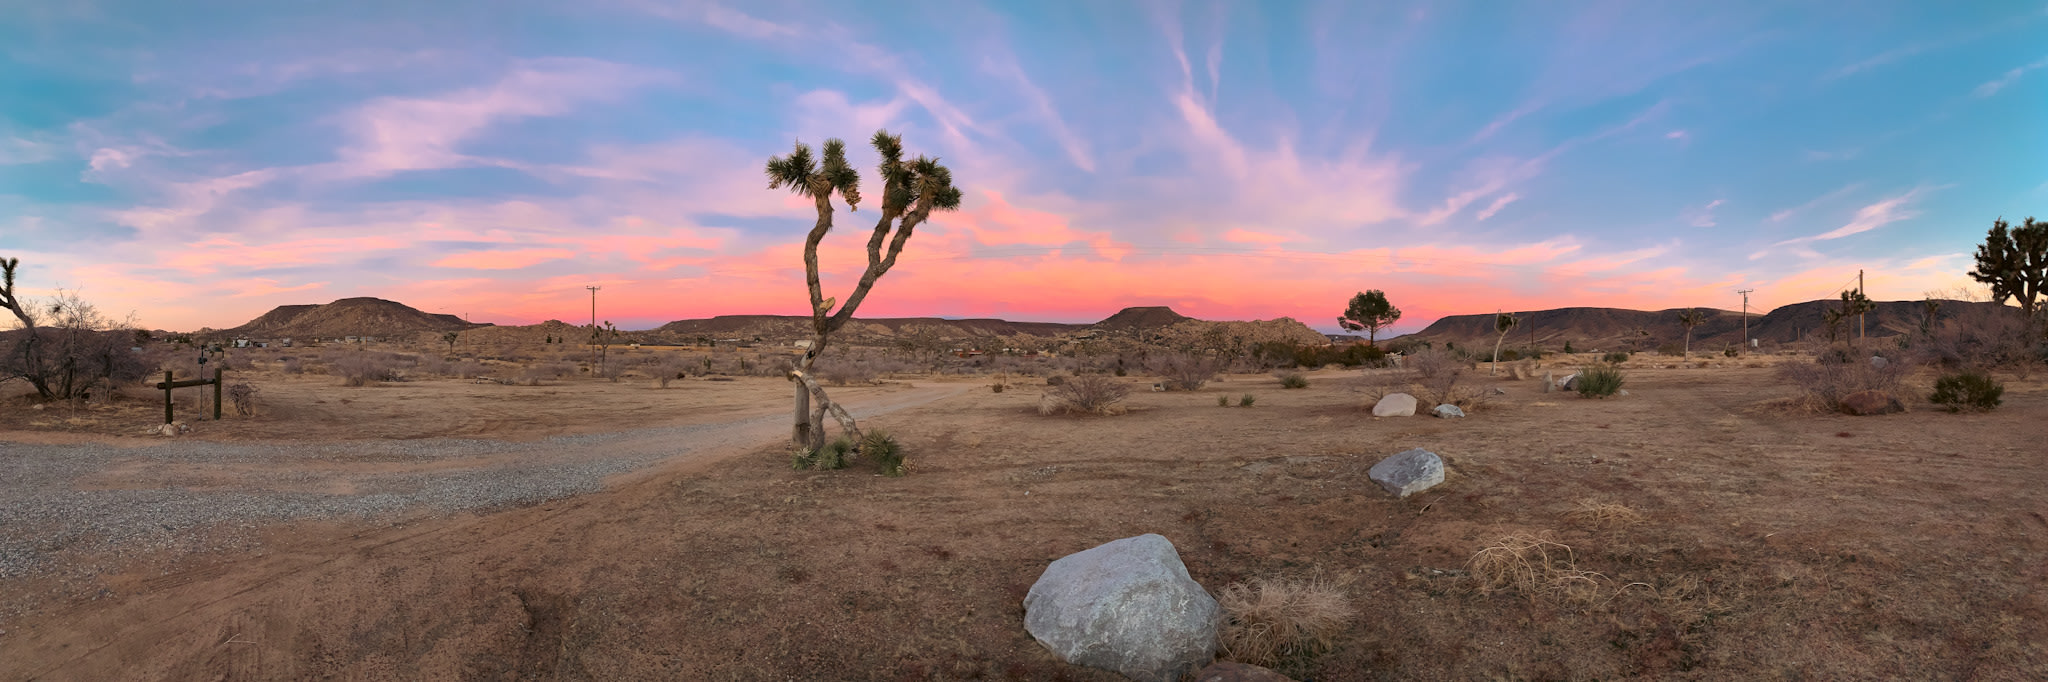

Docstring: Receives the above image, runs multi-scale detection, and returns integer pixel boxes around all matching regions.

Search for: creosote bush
[1601,351,1630,364]
[1239,393,1256,407]
[1776,346,1907,412]
[1575,364,1626,398]
[1277,372,1308,389]
[1929,370,2004,412]
[1216,576,1355,667]
[1217,394,1229,407]
[226,382,259,416]
[1039,374,1130,416]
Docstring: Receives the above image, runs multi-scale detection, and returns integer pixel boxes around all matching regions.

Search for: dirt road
[0,382,970,680]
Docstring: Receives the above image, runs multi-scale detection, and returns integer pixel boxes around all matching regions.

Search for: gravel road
[0,384,967,582]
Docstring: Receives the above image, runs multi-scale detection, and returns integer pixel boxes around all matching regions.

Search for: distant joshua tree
[1337,290,1402,346]
[1677,308,1704,359]
[766,130,960,455]
[1822,288,1874,344]
[1490,311,1519,376]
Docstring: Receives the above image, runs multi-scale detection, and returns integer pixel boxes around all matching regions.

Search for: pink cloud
[431,248,578,270]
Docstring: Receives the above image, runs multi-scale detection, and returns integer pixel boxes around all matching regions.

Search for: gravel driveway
[0,384,967,582]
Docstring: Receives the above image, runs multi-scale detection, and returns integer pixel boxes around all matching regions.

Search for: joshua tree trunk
[767,132,960,456]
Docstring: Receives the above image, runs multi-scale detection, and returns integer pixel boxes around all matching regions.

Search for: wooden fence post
[163,370,173,424]
[213,367,223,421]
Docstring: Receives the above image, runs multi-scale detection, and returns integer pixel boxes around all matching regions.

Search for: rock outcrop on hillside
[214,298,488,340]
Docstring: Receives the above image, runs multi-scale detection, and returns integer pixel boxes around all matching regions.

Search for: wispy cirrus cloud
[1760,189,1926,256]
[1974,55,2048,97]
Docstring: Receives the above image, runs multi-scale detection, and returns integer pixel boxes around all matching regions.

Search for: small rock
[1372,392,1417,417]
[1491,387,1507,395]
[1433,404,1465,418]
[1869,355,1889,370]
[1368,448,1445,498]
[1024,534,1220,682]
[1558,373,1580,391]
[1617,389,1630,397]
[1195,661,1294,681]
[1839,390,1904,416]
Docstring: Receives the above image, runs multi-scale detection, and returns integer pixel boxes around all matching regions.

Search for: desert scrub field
[3,362,2044,680]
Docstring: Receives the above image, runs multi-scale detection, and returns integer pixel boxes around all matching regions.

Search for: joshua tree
[1918,297,1943,342]
[442,330,460,352]
[1822,287,1874,344]
[1337,290,1402,345]
[1677,308,1704,359]
[767,130,960,455]
[1968,216,2047,316]
[1490,311,1519,376]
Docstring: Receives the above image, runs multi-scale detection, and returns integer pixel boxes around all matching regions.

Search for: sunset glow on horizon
[4,2,2042,334]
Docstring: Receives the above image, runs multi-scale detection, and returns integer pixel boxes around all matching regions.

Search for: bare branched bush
[1039,374,1130,416]
[1565,499,1644,530]
[1777,345,1909,412]
[227,382,259,416]
[327,351,406,387]
[0,286,152,400]
[1217,576,1355,667]
[816,355,879,386]
[517,361,576,386]
[281,357,304,375]
[1146,352,1224,391]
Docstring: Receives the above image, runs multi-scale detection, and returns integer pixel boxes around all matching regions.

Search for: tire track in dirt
[7,383,970,681]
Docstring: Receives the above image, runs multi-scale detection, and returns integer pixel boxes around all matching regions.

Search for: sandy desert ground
[1,356,2044,680]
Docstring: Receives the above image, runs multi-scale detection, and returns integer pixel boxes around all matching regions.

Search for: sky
[2,1,2044,335]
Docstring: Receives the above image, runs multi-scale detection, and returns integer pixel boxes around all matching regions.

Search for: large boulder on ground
[1368,448,1445,498]
[1839,390,1904,416]
[1024,534,1220,682]
[1372,392,1417,417]
[1194,661,1295,681]
[1433,404,1465,418]
[1558,373,1580,391]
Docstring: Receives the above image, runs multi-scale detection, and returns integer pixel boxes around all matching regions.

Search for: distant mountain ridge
[1397,299,2012,349]
[214,297,489,339]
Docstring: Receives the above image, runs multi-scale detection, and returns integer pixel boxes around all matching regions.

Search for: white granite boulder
[1372,392,1417,417]
[1024,534,1221,682]
[1433,404,1465,418]
[1368,448,1445,498]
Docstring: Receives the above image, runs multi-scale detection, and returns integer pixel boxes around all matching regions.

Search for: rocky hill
[1397,299,2014,350]
[214,298,489,340]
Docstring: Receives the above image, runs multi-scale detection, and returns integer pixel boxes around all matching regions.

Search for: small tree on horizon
[767,130,961,456]
[1677,308,1704,359]
[1822,287,1874,345]
[1490,311,1518,376]
[1968,216,2046,317]
[1337,290,1402,345]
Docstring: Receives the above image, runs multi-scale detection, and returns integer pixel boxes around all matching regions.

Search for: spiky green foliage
[1239,393,1256,407]
[863,429,906,477]
[1968,217,2047,315]
[1822,288,1876,342]
[1577,365,1626,398]
[1278,372,1309,389]
[1337,290,1402,345]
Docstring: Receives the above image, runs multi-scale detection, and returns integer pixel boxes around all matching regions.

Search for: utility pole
[1736,289,1753,353]
[1857,269,1865,341]
[586,286,601,328]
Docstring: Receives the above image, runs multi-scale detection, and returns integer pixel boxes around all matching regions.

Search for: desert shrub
[1407,348,1472,406]
[1276,372,1308,389]
[1467,534,1614,603]
[1498,348,1521,362]
[0,288,156,400]
[1217,394,1229,407]
[1776,349,1907,411]
[1216,577,1355,667]
[1239,393,1256,407]
[793,435,855,470]
[517,362,577,386]
[281,357,304,374]
[226,382,258,416]
[1723,346,1739,357]
[330,351,404,387]
[1251,341,1389,369]
[1929,370,2004,412]
[815,356,878,386]
[1575,364,1626,398]
[1601,351,1630,364]
[863,429,906,476]
[1044,373,1067,386]
[1040,374,1130,416]
[1147,352,1224,391]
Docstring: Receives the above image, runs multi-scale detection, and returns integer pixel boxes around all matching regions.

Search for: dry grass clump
[1468,533,1641,604]
[1216,576,1355,667]
[1146,352,1225,391]
[1565,499,1644,530]
[1038,374,1130,416]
